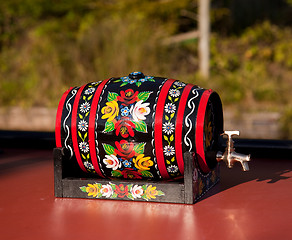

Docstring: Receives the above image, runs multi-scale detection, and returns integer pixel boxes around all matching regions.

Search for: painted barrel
[55,72,223,180]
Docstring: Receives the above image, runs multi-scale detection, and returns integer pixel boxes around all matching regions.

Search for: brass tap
[216,131,250,171]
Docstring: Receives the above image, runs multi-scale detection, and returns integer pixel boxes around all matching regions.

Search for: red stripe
[55,87,73,148]
[71,85,87,173]
[89,79,110,178]
[195,89,213,173]
[154,79,175,179]
[175,84,193,175]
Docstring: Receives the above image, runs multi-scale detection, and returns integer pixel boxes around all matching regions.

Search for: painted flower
[121,76,130,83]
[114,184,129,197]
[101,100,119,122]
[163,145,175,156]
[129,79,137,84]
[174,81,186,87]
[78,120,88,132]
[103,154,121,170]
[114,140,135,158]
[130,100,150,122]
[169,89,180,97]
[84,87,95,95]
[131,185,144,199]
[162,122,175,135]
[164,103,176,113]
[145,185,158,199]
[100,184,113,198]
[120,168,142,179]
[80,102,91,113]
[84,161,94,170]
[133,154,153,171]
[117,89,139,106]
[115,118,136,138]
[121,106,130,117]
[79,141,89,153]
[123,160,132,168]
[204,121,213,149]
[167,165,179,173]
[138,78,146,83]
[86,183,100,198]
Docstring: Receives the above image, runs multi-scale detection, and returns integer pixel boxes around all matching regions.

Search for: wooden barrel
[55,72,223,180]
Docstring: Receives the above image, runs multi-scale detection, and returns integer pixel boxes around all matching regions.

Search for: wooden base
[54,148,219,204]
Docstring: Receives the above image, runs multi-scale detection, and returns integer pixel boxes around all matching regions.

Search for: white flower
[78,120,88,131]
[79,141,89,153]
[100,184,113,198]
[84,87,95,95]
[169,89,180,97]
[174,81,186,87]
[167,165,179,173]
[162,122,175,135]
[84,161,94,170]
[103,155,121,170]
[131,185,144,199]
[80,102,91,113]
[164,103,176,113]
[163,145,175,156]
[130,100,150,122]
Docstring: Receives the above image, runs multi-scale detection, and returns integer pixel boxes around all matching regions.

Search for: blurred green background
[0,0,292,138]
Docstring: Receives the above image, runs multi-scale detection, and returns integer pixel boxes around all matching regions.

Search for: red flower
[117,89,138,106]
[121,168,142,179]
[114,140,135,158]
[114,184,129,198]
[115,117,136,138]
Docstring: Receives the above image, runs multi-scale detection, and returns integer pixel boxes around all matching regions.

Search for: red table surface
[0,148,291,240]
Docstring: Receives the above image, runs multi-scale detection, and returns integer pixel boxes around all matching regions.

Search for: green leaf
[85,111,90,117]
[87,153,90,159]
[171,157,175,162]
[149,78,155,82]
[84,132,88,140]
[79,113,83,119]
[170,112,175,119]
[87,95,93,101]
[174,98,179,102]
[168,95,172,101]
[111,170,122,178]
[114,79,122,83]
[165,115,169,121]
[170,134,174,142]
[107,92,118,101]
[133,143,145,154]
[136,82,142,87]
[164,135,168,141]
[103,143,115,155]
[140,170,153,178]
[141,185,147,191]
[78,131,83,141]
[81,154,86,159]
[133,121,147,133]
[127,193,134,200]
[111,192,118,198]
[104,121,115,132]
[120,82,128,87]
[166,160,170,164]
[157,190,165,196]
[83,96,86,100]
[137,92,151,102]
[80,186,87,192]
[127,184,133,190]
[97,192,102,198]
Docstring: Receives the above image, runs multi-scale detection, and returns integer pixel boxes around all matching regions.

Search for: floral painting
[101,89,152,138]
[80,182,165,201]
[102,140,154,179]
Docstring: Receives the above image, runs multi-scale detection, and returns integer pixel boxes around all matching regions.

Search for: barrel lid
[128,71,145,79]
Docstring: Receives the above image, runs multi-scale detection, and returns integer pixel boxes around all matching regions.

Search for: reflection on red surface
[0,149,292,240]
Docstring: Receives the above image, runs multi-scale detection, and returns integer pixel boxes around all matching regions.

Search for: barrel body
[55,72,223,180]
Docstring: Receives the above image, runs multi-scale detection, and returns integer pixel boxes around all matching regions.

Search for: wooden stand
[54,148,219,204]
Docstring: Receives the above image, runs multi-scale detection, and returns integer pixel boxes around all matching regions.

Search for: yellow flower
[101,101,119,122]
[133,154,153,171]
[86,184,100,197]
[204,121,213,148]
[145,185,158,199]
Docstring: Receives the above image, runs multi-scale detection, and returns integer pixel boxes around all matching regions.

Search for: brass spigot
[216,131,250,171]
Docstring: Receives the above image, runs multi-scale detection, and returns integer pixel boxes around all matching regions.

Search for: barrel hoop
[154,79,175,179]
[175,84,193,175]
[55,87,73,148]
[195,89,213,173]
[71,85,88,172]
[89,79,111,178]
